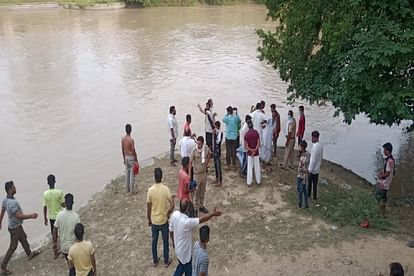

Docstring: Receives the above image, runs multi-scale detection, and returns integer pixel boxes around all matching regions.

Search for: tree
[257,0,414,128]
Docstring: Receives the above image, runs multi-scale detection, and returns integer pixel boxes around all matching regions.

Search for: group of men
[0,177,96,276]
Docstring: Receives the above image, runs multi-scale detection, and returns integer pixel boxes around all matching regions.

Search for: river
[0,5,412,253]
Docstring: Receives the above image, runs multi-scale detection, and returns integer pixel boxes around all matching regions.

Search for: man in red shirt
[296,106,305,147]
[177,157,194,201]
[244,121,261,186]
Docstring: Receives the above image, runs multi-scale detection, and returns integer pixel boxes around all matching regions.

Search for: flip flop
[152,257,160,267]
[164,259,172,268]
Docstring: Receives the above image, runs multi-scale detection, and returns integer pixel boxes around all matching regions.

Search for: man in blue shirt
[223,106,241,170]
[0,181,39,275]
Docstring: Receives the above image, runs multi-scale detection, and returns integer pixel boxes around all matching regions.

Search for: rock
[265,226,270,231]
[340,183,352,191]
[330,225,338,230]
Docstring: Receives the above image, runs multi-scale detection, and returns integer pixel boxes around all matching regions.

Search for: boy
[377,142,395,218]
[43,174,64,236]
[297,140,310,208]
[192,225,210,276]
[213,121,223,187]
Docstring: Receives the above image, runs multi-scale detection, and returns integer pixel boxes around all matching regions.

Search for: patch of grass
[285,180,393,231]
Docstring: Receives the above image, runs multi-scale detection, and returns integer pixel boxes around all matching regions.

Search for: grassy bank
[5,149,414,275]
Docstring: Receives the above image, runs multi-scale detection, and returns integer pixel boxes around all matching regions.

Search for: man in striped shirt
[192,225,210,276]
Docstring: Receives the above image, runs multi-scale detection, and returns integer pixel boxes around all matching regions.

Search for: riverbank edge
[0,1,261,10]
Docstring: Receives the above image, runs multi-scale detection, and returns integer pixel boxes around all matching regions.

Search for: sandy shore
[4,149,414,275]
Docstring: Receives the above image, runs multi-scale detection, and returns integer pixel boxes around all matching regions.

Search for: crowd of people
[0,97,409,276]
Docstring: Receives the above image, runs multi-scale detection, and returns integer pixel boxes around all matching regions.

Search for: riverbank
[4,149,414,275]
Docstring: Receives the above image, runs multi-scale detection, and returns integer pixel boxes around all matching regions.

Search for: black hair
[256,102,261,110]
[74,223,84,241]
[245,115,252,122]
[390,262,404,276]
[125,124,132,135]
[299,105,304,111]
[232,107,237,111]
[215,121,221,128]
[47,174,55,187]
[182,157,190,167]
[288,110,293,116]
[186,114,191,122]
[5,181,14,193]
[180,199,189,213]
[226,106,233,114]
[299,140,308,149]
[270,103,276,109]
[154,168,162,183]
[197,136,204,143]
[65,193,74,210]
[199,225,210,242]
[383,142,393,154]
[169,106,175,114]
[311,130,320,138]
[247,121,254,129]
[260,100,265,108]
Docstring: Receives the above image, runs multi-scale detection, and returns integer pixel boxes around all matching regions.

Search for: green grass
[285,179,393,231]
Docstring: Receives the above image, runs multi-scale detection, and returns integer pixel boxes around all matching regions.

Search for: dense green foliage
[258,0,414,127]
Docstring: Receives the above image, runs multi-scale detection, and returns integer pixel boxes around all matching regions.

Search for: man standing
[168,106,179,165]
[251,102,266,144]
[169,199,221,276]
[183,114,194,137]
[296,106,306,147]
[270,104,281,157]
[237,115,252,177]
[197,101,216,151]
[68,223,96,276]
[282,110,296,169]
[308,131,323,203]
[147,168,174,268]
[178,157,194,202]
[192,225,210,276]
[179,129,196,159]
[53,193,80,275]
[223,106,241,169]
[43,174,64,236]
[244,121,261,186]
[377,142,395,218]
[190,136,211,214]
[1,181,39,275]
[121,124,139,194]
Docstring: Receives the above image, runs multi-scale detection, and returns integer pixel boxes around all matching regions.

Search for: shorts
[375,189,388,203]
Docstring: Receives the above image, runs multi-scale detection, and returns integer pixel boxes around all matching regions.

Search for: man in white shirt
[308,130,323,203]
[197,100,216,151]
[169,199,222,276]
[168,106,179,165]
[179,129,196,159]
[250,103,266,145]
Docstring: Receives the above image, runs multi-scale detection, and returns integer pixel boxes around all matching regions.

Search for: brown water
[0,6,412,253]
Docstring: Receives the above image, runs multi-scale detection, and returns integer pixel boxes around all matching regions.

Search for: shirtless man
[122,124,139,194]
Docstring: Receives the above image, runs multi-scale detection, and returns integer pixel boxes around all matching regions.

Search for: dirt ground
[4,149,414,275]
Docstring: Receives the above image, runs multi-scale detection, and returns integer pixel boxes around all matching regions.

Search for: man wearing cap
[377,142,395,218]
[53,193,80,275]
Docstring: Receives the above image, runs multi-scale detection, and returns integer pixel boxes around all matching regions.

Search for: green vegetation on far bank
[0,0,264,7]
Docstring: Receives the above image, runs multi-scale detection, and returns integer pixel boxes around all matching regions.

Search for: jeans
[170,139,176,162]
[125,156,135,193]
[296,177,308,208]
[1,225,32,269]
[308,173,319,200]
[247,155,261,185]
[225,139,237,166]
[205,132,213,149]
[173,259,192,276]
[214,153,222,181]
[151,223,169,264]
[236,147,247,176]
